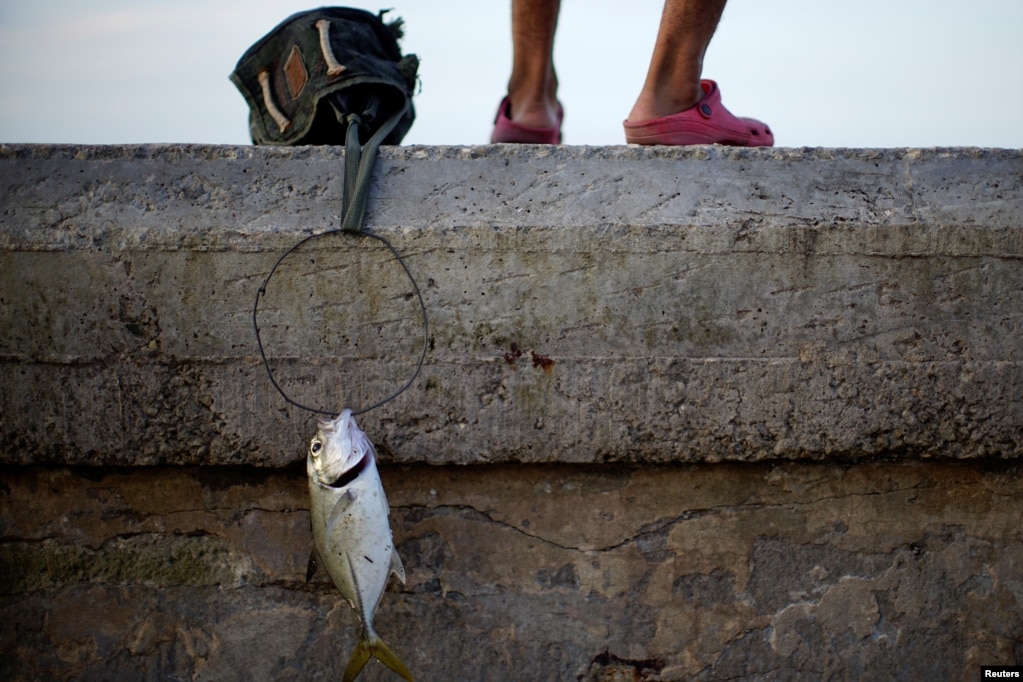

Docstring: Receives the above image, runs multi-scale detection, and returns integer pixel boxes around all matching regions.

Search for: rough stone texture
[2,143,1021,677]
[2,144,1022,466]
[2,462,1021,680]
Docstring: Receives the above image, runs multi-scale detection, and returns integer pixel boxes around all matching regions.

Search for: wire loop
[253,104,425,416]
[252,227,428,416]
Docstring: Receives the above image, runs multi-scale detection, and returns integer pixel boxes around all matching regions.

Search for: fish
[307,408,413,682]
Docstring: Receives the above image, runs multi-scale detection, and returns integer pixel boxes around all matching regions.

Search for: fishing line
[252,226,428,417]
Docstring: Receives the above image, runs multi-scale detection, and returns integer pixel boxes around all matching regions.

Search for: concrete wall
[1,144,1022,680]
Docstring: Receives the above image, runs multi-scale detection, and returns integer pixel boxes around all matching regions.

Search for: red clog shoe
[623,80,773,146]
[491,97,563,144]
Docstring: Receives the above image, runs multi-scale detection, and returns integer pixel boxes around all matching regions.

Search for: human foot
[623,80,773,146]
[491,97,563,144]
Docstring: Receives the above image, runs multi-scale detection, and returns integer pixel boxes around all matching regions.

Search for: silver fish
[308,409,412,682]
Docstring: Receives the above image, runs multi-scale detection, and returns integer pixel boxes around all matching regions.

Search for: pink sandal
[491,97,563,144]
[623,80,773,146]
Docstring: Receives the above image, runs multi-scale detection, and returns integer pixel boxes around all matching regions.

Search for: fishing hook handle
[253,103,427,417]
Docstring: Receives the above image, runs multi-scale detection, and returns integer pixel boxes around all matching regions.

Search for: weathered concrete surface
[3,144,1021,680]
[2,144,1022,465]
[2,462,1021,680]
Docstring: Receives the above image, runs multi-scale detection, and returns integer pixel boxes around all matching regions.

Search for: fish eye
[310,439,322,457]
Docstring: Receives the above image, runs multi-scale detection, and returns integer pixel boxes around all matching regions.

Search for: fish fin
[325,489,357,539]
[305,551,317,582]
[305,546,323,582]
[341,637,372,682]
[343,634,413,682]
[390,547,406,584]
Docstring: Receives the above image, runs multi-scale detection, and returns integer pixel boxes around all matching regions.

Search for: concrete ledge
[2,145,1023,679]
[3,461,1022,679]
[1,144,1021,466]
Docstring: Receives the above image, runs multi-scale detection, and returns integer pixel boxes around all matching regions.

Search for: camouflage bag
[230,7,418,147]
[231,7,418,232]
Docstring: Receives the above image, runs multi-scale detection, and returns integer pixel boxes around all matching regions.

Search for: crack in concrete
[0,507,309,546]
[396,484,929,555]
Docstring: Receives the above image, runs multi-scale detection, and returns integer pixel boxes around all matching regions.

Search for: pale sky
[1,0,1021,148]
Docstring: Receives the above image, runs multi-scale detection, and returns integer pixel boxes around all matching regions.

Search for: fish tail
[342,633,413,682]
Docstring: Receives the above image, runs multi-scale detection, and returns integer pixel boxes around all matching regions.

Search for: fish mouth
[329,408,358,429]
[319,408,353,434]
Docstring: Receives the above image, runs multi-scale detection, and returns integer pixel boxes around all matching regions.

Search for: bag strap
[339,99,409,233]
[252,95,428,418]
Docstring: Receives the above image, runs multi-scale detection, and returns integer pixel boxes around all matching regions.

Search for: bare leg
[626,0,727,123]
[505,0,561,129]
